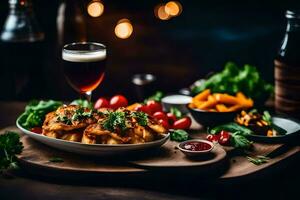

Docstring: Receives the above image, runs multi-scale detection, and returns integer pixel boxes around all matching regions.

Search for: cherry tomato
[109,95,128,109]
[158,119,169,130]
[166,113,177,125]
[135,104,152,115]
[94,97,110,109]
[153,111,167,121]
[206,134,220,142]
[146,100,162,114]
[31,127,42,134]
[218,130,231,145]
[172,117,192,130]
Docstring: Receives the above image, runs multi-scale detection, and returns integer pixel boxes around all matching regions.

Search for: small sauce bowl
[178,139,214,157]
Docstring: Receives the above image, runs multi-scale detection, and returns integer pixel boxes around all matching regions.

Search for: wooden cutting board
[6,127,226,176]
[2,126,299,179]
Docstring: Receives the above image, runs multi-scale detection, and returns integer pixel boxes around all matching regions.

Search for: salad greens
[192,62,274,99]
[262,110,286,135]
[170,129,189,142]
[145,91,164,102]
[210,122,253,136]
[70,99,93,109]
[0,131,23,174]
[19,100,62,129]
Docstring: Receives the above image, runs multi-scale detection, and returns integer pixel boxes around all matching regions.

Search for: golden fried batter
[41,106,167,144]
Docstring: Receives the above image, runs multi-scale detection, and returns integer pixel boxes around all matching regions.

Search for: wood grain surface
[1,125,299,179]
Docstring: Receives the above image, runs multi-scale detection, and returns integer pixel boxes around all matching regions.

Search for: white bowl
[161,94,192,114]
[16,118,170,156]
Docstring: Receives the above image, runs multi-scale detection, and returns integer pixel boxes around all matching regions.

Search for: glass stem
[84,91,92,102]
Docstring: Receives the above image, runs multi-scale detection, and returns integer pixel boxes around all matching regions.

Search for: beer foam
[62,50,106,62]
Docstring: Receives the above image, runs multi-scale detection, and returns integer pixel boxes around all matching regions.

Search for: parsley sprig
[0,131,23,174]
[131,111,148,126]
[102,111,149,133]
[247,155,270,165]
[102,111,128,132]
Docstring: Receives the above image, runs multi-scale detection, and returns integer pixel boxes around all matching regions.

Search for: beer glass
[62,42,106,101]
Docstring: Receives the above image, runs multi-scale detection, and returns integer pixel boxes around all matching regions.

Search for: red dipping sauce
[182,141,212,151]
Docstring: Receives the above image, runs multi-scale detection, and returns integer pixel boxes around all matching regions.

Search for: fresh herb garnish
[210,123,253,149]
[19,100,62,129]
[231,132,253,149]
[57,115,72,125]
[0,131,23,174]
[72,107,93,121]
[145,91,164,102]
[49,157,64,163]
[102,111,128,132]
[247,155,270,165]
[170,107,182,119]
[131,111,148,126]
[170,129,189,142]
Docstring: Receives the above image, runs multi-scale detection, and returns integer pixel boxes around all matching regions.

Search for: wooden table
[1,102,300,200]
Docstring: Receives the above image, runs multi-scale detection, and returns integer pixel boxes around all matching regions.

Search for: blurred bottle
[57,0,87,46]
[0,0,45,100]
[275,10,300,118]
[47,0,87,99]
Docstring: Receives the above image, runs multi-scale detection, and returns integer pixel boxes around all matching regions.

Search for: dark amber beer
[62,42,106,93]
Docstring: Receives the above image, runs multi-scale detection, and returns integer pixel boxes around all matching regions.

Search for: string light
[114,19,133,39]
[87,0,104,17]
[154,4,170,20]
[165,1,182,17]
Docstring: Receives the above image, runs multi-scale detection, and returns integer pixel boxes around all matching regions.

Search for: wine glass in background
[62,42,106,102]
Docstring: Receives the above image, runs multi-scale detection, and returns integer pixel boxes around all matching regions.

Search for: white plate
[16,118,170,156]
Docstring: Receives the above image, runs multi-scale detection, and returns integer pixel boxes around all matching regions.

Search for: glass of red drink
[62,42,106,101]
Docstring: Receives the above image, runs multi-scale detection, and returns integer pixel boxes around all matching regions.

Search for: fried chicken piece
[147,118,167,134]
[81,132,97,144]
[60,132,82,142]
[42,105,102,132]
[133,125,154,142]
[42,129,60,139]
[83,123,130,144]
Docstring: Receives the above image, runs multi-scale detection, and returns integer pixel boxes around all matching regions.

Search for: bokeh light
[154,4,170,20]
[165,1,182,16]
[87,0,104,17]
[114,19,133,39]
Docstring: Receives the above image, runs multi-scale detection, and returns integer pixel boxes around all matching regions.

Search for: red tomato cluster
[135,100,191,130]
[94,96,191,131]
[206,130,231,145]
[94,95,128,110]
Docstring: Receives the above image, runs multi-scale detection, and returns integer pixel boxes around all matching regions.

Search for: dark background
[0,0,299,101]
